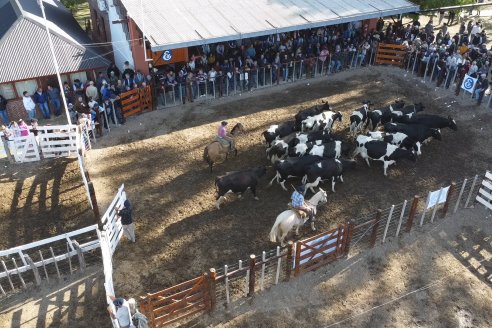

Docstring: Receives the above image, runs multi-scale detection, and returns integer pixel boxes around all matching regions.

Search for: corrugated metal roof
[120,0,419,51]
[0,0,110,84]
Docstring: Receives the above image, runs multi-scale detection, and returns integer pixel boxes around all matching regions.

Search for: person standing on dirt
[117,199,136,243]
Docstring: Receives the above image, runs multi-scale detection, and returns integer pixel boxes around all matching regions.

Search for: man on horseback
[217,121,234,150]
[291,185,314,222]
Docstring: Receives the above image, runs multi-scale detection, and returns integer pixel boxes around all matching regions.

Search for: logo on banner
[461,74,477,92]
[162,50,173,61]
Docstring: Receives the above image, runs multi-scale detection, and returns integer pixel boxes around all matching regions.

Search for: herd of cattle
[214,99,458,210]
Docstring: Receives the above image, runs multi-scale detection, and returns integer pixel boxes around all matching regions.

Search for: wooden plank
[482,180,492,192]
[376,54,405,60]
[298,242,338,261]
[299,253,338,272]
[154,303,206,327]
[152,285,204,308]
[478,188,492,202]
[376,50,407,56]
[376,59,404,66]
[298,227,339,244]
[153,291,205,317]
[476,195,492,210]
[147,276,204,298]
[298,232,340,250]
[123,108,141,118]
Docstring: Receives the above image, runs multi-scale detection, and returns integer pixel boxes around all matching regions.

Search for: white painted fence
[11,134,40,162]
[0,224,99,295]
[476,171,492,211]
[101,184,126,255]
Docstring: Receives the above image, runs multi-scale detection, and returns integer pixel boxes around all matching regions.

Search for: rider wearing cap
[217,121,234,150]
[291,185,313,221]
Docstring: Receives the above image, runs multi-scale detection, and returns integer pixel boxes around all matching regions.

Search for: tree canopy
[412,0,476,10]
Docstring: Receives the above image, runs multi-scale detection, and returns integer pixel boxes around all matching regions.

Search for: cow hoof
[254,197,259,201]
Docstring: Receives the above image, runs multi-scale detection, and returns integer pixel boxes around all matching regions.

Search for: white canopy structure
[120,0,419,51]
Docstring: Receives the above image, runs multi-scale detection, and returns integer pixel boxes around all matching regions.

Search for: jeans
[52,99,61,116]
[27,109,36,120]
[38,102,50,119]
[0,110,9,125]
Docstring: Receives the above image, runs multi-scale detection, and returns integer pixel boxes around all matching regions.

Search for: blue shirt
[291,191,304,207]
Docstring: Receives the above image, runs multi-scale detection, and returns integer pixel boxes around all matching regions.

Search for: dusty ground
[0,158,94,249]
[82,65,492,299]
[203,206,492,328]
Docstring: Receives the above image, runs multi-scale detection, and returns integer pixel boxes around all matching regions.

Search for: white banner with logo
[461,74,478,93]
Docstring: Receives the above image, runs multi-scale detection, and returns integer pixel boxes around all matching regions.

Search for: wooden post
[369,210,382,248]
[260,251,266,291]
[72,240,86,272]
[344,220,355,256]
[24,255,41,286]
[88,181,101,227]
[382,205,395,243]
[454,179,468,213]
[208,268,217,311]
[275,246,281,285]
[405,196,420,233]
[285,241,293,282]
[146,293,155,327]
[395,200,408,237]
[441,182,457,218]
[247,255,256,297]
[224,265,230,305]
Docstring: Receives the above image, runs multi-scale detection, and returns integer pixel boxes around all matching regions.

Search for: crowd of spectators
[154,21,383,104]
[398,15,491,105]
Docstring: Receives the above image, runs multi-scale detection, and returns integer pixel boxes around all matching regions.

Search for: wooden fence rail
[375,43,407,67]
[120,86,154,118]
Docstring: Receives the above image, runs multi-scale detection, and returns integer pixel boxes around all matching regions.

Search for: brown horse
[203,123,244,172]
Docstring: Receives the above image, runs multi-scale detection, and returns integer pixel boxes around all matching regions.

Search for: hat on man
[113,298,124,307]
[296,185,305,193]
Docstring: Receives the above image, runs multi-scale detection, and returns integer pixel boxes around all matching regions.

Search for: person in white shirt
[22,91,36,120]
[470,22,481,38]
[107,295,133,328]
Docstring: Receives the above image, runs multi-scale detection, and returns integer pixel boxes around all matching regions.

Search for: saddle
[287,203,308,219]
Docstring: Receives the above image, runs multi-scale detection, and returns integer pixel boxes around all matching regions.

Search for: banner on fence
[427,185,450,209]
[461,74,478,93]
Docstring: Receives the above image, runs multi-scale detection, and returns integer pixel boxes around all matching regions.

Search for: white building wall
[107,0,134,69]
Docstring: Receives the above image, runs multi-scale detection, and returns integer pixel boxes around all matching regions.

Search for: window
[0,83,16,99]
[70,72,88,84]
[15,80,38,97]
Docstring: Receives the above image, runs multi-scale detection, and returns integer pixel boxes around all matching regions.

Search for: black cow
[308,140,350,159]
[266,132,297,163]
[384,122,442,144]
[406,114,458,131]
[366,100,405,131]
[353,140,416,176]
[269,155,322,191]
[302,158,356,193]
[294,101,330,128]
[390,103,425,122]
[349,103,371,136]
[215,166,267,209]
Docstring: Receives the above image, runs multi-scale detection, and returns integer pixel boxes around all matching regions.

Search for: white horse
[269,188,328,246]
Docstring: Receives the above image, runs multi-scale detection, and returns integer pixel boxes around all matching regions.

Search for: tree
[411,0,475,10]
[60,0,86,13]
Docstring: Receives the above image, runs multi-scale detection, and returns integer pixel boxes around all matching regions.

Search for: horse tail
[203,146,210,164]
[269,216,283,243]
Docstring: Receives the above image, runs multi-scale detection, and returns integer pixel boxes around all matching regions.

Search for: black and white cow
[390,103,425,122]
[366,101,405,131]
[384,122,442,144]
[293,130,337,146]
[294,102,330,128]
[262,121,298,146]
[349,103,371,136]
[269,155,323,191]
[301,111,343,132]
[302,158,356,193]
[288,140,324,157]
[266,132,297,163]
[383,132,422,155]
[406,114,458,131]
[308,140,350,159]
[215,166,267,209]
[365,131,386,140]
[353,140,416,176]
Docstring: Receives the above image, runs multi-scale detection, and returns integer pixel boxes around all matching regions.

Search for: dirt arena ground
[1,65,491,328]
[82,65,492,298]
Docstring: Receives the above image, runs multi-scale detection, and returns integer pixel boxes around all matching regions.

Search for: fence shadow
[0,268,107,328]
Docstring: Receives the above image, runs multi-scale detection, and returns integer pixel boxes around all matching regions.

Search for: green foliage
[60,0,86,12]
[411,0,475,10]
